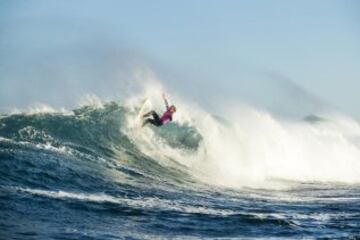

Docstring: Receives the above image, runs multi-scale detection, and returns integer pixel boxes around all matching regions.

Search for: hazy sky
[1,0,359,116]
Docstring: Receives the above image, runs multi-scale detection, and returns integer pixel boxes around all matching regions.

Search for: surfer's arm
[162,93,169,110]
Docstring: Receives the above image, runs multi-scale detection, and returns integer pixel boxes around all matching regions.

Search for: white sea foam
[123,82,360,189]
[10,104,72,115]
[15,187,234,216]
[0,134,71,155]
[78,94,104,108]
[14,187,356,226]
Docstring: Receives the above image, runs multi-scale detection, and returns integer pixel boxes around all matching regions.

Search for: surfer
[142,94,176,127]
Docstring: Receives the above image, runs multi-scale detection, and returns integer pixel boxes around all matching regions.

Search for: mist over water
[0,0,334,119]
[120,80,360,189]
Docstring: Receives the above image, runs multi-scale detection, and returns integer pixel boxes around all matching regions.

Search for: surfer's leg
[142,118,162,127]
[151,112,160,121]
[142,111,162,127]
[142,118,155,127]
[151,112,163,126]
[143,110,156,118]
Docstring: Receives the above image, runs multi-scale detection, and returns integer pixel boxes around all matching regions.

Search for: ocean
[1,101,360,239]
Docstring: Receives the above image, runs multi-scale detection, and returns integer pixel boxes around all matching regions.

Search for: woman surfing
[142,94,176,127]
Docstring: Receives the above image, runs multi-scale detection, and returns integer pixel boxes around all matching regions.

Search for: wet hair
[170,105,176,112]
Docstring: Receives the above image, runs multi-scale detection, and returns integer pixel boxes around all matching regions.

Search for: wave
[1,97,360,193]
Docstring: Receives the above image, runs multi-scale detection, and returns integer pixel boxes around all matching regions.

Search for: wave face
[1,101,360,239]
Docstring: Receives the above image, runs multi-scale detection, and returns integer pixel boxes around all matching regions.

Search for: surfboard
[136,98,149,126]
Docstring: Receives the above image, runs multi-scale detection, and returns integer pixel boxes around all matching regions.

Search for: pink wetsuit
[160,108,173,125]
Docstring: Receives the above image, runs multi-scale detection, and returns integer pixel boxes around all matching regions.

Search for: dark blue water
[1,103,360,239]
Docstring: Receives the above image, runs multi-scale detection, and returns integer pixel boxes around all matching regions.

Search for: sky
[0,0,359,117]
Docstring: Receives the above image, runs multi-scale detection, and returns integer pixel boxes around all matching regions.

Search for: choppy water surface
[1,103,360,239]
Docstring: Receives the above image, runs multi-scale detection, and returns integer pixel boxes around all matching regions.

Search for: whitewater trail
[120,94,360,189]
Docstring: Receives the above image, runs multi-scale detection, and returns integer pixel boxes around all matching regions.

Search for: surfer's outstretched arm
[162,93,169,110]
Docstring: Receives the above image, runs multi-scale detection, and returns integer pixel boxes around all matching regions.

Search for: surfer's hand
[162,93,166,99]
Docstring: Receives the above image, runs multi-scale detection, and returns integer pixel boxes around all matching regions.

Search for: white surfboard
[136,98,149,127]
